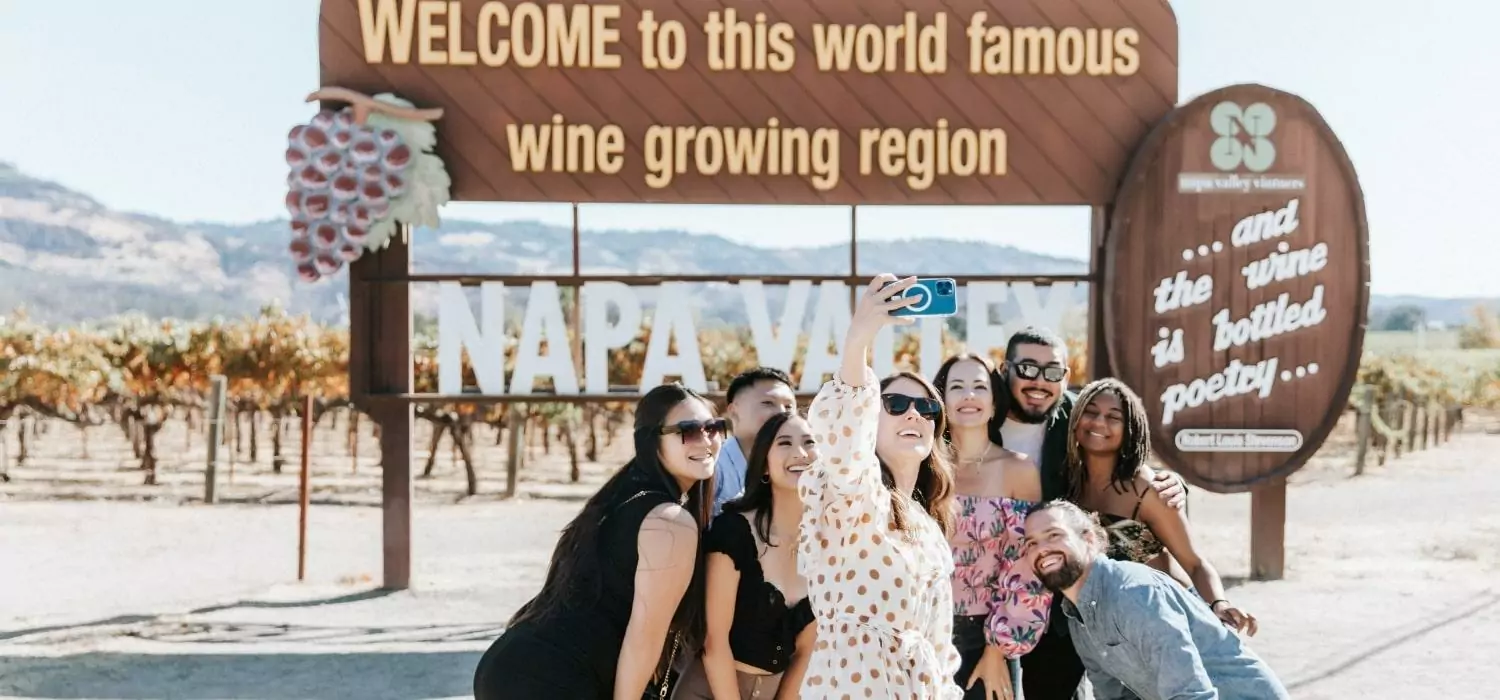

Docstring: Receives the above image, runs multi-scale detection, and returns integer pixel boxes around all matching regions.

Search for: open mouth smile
[898,429,923,439]
[786,462,810,474]
[1036,552,1065,573]
[1023,389,1053,402]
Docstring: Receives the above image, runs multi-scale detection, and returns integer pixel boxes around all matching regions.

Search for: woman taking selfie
[1065,377,1258,636]
[796,273,963,699]
[932,354,1051,700]
[472,383,722,700]
[675,411,818,699]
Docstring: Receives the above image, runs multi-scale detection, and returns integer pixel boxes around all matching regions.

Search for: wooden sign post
[314,0,1183,588]
[1103,84,1370,580]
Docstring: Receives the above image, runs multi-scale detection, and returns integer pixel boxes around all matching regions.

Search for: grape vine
[2,307,1495,490]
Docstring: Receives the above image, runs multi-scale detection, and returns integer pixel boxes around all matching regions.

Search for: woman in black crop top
[674,411,817,699]
[473,383,723,700]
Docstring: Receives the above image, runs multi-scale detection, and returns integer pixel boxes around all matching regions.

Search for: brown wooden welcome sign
[1104,84,1369,493]
[317,0,1178,205]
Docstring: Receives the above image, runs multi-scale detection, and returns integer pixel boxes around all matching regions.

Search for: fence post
[1415,401,1427,451]
[505,405,524,498]
[1403,393,1417,454]
[204,375,227,504]
[1354,385,1373,475]
[298,394,313,581]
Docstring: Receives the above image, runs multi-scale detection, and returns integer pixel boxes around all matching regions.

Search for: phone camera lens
[937,281,954,295]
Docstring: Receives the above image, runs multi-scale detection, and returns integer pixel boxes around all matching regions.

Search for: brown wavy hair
[878,371,957,537]
[931,352,1011,448]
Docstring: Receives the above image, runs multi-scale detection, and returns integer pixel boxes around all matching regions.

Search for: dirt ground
[1,410,1497,699]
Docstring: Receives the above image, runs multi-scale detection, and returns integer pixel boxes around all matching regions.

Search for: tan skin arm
[775,623,817,700]
[614,504,700,700]
[702,553,744,700]
[1136,484,1259,633]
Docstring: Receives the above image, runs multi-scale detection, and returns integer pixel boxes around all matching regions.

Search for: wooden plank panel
[318,0,1177,205]
[1103,84,1370,494]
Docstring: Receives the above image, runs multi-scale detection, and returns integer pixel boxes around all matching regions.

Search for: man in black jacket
[997,326,1187,700]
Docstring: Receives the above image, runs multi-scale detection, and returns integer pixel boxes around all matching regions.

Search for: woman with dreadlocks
[1063,378,1258,636]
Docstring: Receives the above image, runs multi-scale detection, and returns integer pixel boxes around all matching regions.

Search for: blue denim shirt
[1061,556,1289,700]
[711,437,747,517]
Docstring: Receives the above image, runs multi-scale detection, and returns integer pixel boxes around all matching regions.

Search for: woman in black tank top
[675,411,818,699]
[1063,378,1258,635]
[473,383,724,700]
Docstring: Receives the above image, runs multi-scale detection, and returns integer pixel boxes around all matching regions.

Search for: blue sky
[2,1,1495,297]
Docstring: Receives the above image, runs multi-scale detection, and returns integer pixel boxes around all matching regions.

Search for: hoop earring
[761,474,770,484]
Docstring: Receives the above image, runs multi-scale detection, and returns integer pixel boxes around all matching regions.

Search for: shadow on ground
[0,650,481,699]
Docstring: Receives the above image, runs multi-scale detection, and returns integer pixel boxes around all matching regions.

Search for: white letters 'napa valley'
[436,280,1083,395]
[438,282,506,394]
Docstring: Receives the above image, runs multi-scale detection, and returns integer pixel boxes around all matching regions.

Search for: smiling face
[1007,343,1068,424]
[1024,507,1096,592]
[1075,390,1125,455]
[942,359,994,429]
[877,376,939,465]
[727,379,797,444]
[657,397,722,487]
[766,415,818,492]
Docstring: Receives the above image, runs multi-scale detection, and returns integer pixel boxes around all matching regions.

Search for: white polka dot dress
[796,370,964,699]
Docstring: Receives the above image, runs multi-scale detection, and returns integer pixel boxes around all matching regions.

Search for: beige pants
[673,656,785,699]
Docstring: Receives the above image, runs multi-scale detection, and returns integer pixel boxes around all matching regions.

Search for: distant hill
[0,162,1088,326]
[1,161,1491,328]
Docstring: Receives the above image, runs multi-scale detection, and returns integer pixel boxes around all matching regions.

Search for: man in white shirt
[999,326,1188,700]
[712,367,796,515]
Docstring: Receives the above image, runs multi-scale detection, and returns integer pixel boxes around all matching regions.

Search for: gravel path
[2,418,1497,699]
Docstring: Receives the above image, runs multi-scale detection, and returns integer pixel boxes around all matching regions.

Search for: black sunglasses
[659,418,730,443]
[1010,361,1067,383]
[880,393,942,419]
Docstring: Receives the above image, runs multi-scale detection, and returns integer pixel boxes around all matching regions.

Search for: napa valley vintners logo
[1178,99,1306,194]
[1210,101,1276,172]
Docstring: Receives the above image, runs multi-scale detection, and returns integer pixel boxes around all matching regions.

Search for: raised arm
[798,275,920,573]
[614,503,700,700]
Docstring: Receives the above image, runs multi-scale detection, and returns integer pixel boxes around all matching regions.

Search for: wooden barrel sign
[1103,83,1369,493]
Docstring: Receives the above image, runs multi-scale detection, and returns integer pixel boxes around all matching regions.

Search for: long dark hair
[879,371,957,537]
[722,411,800,545]
[1063,378,1151,502]
[931,352,1012,448]
[508,383,715,651]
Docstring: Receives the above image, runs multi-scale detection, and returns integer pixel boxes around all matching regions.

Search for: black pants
[473,624,607,700]
[952,614,1024,699]
[1018,619,1086,700]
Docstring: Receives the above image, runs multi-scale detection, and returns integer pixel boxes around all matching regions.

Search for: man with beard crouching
[1023,501,1290,700]
[999,326,1187,700]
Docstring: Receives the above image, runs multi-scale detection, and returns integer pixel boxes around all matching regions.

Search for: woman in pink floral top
[933,353,1052,700]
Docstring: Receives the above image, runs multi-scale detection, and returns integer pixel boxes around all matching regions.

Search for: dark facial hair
[1035,550,1087,591]
[1010,383,1056,424]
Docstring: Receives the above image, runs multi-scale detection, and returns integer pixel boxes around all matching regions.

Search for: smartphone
[888,277,958,317]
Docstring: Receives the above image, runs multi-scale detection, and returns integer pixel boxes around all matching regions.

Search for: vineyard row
[3,307,1497,487]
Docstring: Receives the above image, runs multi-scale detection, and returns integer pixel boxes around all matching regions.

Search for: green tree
[1380,304,1427,331]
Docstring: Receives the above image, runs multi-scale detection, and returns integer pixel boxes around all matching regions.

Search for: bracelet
[1210,599,1230,611]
